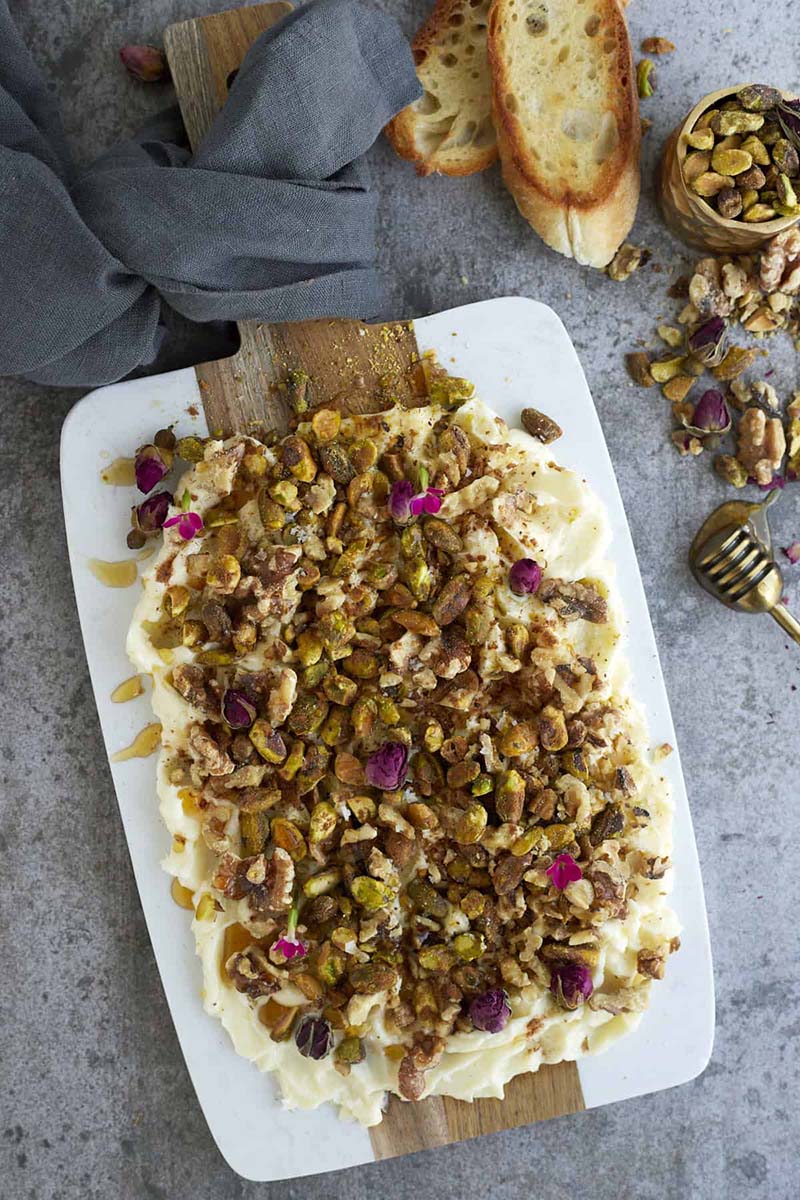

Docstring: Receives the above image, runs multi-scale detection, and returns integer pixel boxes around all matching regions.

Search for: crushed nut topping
[129,378,678,1117]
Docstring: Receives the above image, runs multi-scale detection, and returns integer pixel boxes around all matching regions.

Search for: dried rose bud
[509,558,542,595]
[294,1015,333,1060]
[365,741,409,791]
[119,44,169,83]
[691,389,731,434]
[132,490,172,533]
[388,480,415,524]
[135,443,172,493]
[222,689,257,730]
[783,542,800,565]
[469,988,511,1033]
[550,962,594,1010]
[688,317,726,364]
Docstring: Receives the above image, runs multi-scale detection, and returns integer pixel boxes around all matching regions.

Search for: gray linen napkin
[0,0,421,387]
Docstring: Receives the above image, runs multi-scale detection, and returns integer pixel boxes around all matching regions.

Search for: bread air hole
[418,91,442,116]
[475,116,495,146]
[585,14,601,36]
[449,12,465,24]
[557,45,570,63]
[441,53,459,67]
[453,120,477,147]
[505,93,518,114]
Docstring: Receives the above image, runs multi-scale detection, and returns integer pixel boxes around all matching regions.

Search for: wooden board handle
[164,2,420,438]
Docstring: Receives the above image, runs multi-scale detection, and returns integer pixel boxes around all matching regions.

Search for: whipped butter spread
[127,391,679,1126]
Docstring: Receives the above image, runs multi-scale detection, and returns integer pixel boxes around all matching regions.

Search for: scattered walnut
[607,243,649,282]
[736,407,786,484]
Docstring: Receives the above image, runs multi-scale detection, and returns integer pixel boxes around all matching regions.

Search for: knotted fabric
[0,0,420,386]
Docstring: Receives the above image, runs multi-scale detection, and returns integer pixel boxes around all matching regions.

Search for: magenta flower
[365,741,409,790]
[388,467,444,524]
[134,444,171,494]
[409,488,444,517]
[273,936,307,961]
[272,904,307,961]
[469,988,511,1033]
[509,558,542,595]
[546,852,583,891]
[163,511,203,540]
[133,490,172,533]
[119,44,169,83]
[783,542,800,565]
[550,962,593,1010]
[222,690,257,729]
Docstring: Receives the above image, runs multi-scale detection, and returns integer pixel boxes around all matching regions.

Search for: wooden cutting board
[163,2,585,1159]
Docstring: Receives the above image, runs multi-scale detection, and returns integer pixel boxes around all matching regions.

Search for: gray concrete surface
[2,1,799,1197]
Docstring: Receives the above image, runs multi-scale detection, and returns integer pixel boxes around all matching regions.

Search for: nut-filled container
[659,84,800,253]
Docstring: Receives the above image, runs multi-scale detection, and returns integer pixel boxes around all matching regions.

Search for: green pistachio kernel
[453,802,488,845]
[351,876,395,910]
[303,868,342,899]
[249,719,287,764]
[335,1035,366,1066]
[288,694,329,736]
[453,932,486,962]
[471,774,494,797]
[308,801,339,844]
[315,940,346,984]
[418,944,458,971]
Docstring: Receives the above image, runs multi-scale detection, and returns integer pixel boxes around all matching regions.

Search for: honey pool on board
[111,675,145,703]
[110,722,161,763]
[88,558,138,588]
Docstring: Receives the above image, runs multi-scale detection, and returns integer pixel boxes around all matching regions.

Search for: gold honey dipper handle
[769,604,800,645]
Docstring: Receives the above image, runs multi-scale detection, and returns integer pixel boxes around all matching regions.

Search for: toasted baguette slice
[488,0,640,267]
[385,0,497,176]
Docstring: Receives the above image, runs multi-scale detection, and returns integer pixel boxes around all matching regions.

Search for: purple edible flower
[365,741,409,791]
[691,389,730,433]
[272,904,306,960]
[550,962,594,1011]
[133,490,172,533]
[509,558,543,595]
[388,467,444,524]
[134,444,171,494]
[294,1015,333,1060]
[222,689,257,729]
[119,44,169,83]
[782,542,800,565]
[388,480,416,524]
[545,852,583,891]
[163,510,204,540]
[469,988,512,1034]
[409,487,444,517]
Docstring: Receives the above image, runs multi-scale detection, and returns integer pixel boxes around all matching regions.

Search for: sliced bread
[385,0,497,177]
[488,0,640,267]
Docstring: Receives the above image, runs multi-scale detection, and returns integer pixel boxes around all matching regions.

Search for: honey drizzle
[171,879,195,910]
[110,675,144,703]
[100,457,136,486]
[110,722,161,762]
[88,558,138,588]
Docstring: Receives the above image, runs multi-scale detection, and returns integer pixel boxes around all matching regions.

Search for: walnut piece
[736,407,786,484]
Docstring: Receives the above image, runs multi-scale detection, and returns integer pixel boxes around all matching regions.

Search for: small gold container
[659,84,800,254]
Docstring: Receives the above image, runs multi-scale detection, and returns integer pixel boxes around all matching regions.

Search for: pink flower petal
[273,936,307,961]
[783,542,800,565]
[545,852,582,891]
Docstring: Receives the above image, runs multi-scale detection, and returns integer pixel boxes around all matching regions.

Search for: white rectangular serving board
[60,297,714,1182]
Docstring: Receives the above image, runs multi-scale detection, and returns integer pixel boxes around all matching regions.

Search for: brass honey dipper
[689,492,800,645]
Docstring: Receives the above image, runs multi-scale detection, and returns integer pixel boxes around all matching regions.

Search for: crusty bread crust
[386,0,497,177]
[488,0,640,267]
